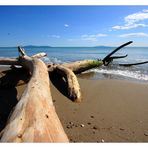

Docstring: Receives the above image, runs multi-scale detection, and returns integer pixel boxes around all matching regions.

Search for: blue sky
[0,6,148,47]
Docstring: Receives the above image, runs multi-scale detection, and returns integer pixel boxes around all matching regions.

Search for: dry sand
[0,67,148,142]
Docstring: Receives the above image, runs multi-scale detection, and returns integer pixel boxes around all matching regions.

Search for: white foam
[42,57,62,64]
[89,68,148,81]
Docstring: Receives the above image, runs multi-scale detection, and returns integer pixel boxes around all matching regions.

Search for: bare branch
[55,65,82,102]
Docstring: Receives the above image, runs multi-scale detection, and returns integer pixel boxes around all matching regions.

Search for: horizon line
[0,45,148,48]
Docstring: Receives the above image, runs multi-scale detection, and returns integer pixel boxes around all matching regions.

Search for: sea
[0,46,148,83]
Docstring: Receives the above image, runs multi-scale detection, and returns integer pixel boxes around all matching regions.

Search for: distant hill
[23,45,52,48]
[94,45,111,48]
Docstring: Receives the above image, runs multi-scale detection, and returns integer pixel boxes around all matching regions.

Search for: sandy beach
[0,67,148,142]
[52,77,148,142]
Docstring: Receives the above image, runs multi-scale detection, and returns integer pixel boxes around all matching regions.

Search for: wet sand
[0,67,148,142]
[51,77,148,142]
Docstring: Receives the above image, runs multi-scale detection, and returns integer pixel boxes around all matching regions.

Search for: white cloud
[125,10,148,24]
[112,23,148,30]
[95,33,108,37]
[143,9,148,13]
[119,32,148,38]
[64,24,69,27]
[112,9,148,30]
[48,35,60,38]
[68,33,107,42]
[81,33,107,41]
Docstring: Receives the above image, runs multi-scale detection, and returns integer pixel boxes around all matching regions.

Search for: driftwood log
[1,41,147,142]
[0,48,69,142]
[0,47,103,142]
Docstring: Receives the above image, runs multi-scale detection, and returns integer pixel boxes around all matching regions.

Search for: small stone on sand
[80,124,85,127]
[144,132,148,136]
[69,122,73,125]
[93,126,98,130]
[66,125,71,129]
[87,122,91,125]
[90,115,94,118]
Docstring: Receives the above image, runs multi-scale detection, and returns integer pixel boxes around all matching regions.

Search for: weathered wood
[110,54,128,59]
[119,61,148,67]
[55,65,81,102]
[0,52,47,67]
[32,52,47,58]
[0,57,103,75]
[0,49,69,142]
[0,56,103,105]
[1,42,142,143]
[103,41,133,66]
[61,60,103,74]
[0,58,19,66]
[102,54,128,66]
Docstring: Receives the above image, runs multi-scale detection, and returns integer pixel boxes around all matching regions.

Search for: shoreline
[78,69,148,84]
[0,67,148,142]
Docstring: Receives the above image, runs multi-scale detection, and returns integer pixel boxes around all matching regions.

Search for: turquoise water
[0,46,148,83]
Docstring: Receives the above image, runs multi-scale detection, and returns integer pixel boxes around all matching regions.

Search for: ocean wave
[89,68,148,81]
[41,57,63,64]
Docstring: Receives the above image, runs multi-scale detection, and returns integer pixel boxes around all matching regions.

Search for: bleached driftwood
[0,48,69,142]
[0,52,47,66]
[61,60,103,74]
[1,41,143,142]
[55,65,81,102]
[0,48,103,142]
[32,52,47,58]
[0,54,103,103]
[0,58,18,66]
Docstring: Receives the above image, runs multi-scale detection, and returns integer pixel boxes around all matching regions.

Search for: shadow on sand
[49,71,73,101]
[0,68,29,133]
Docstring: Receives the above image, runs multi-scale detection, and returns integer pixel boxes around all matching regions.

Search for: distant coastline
[23,45,52,48]
[0,45,148,48]
[0,45,52,48]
